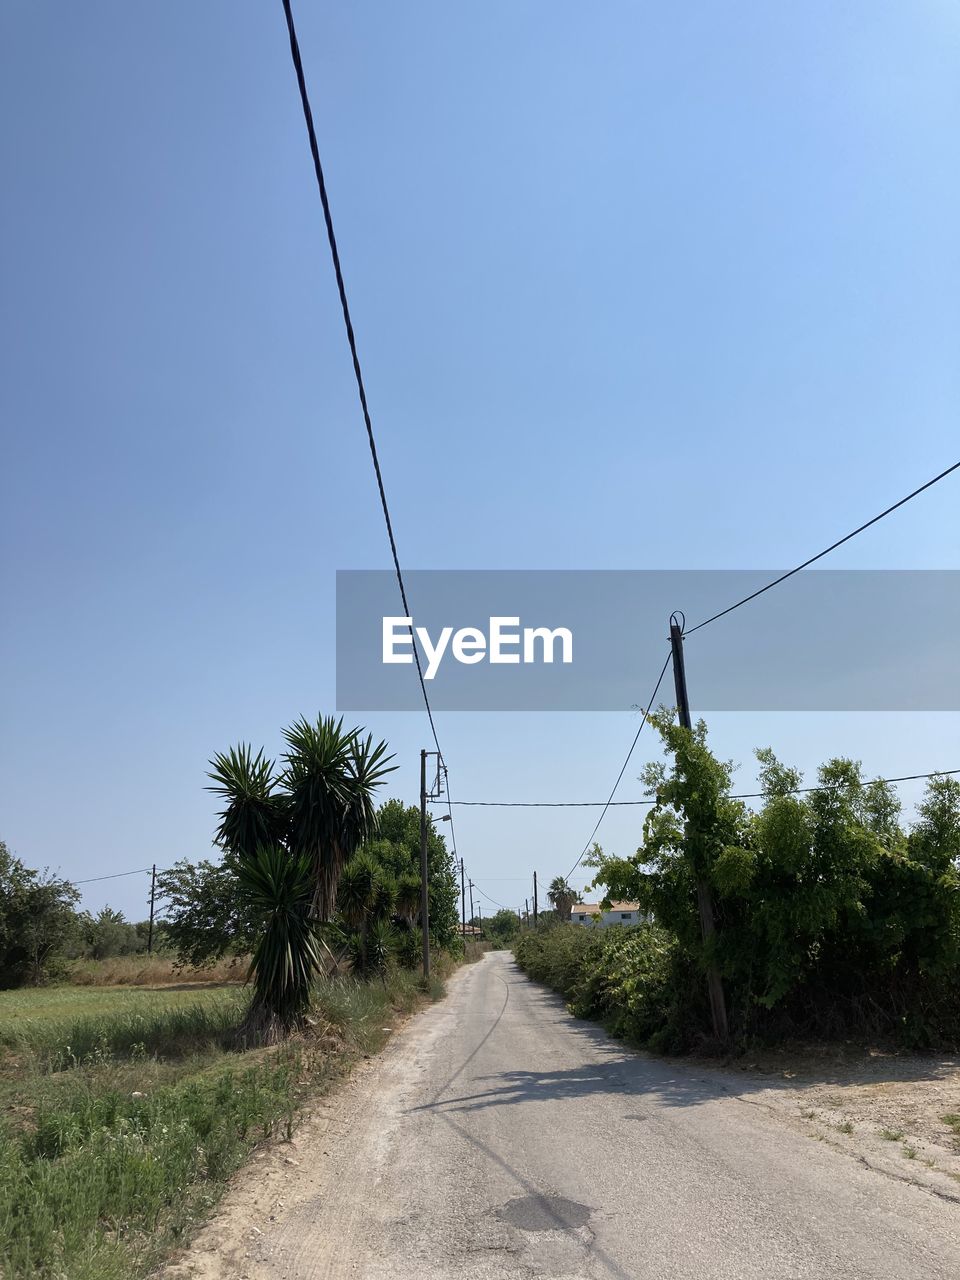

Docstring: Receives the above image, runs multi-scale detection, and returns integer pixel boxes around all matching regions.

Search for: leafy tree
[365,800,460,951]
[0,842,80,986]
[547,876,577,922]
[586,714,960,1049]
[484,908,520,947]
[77,907,143,960]
[155,855,262,968]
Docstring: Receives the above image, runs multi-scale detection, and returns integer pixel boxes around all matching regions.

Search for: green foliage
[234,845,321,1043]
[190,715,395,1040]
[547,877,577,922]
[0,842,80,987]
[155,854,262,969]
[484,908,520,947]
[564,716,960,1051]
[74,908,149,962]
[336,850,397,976]
[514,923,688,1052]
[362,799,461,953]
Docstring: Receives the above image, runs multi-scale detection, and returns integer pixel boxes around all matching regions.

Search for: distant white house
[570,901,646,927]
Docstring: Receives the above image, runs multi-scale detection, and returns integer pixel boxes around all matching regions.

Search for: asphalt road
[249,950,960,1280]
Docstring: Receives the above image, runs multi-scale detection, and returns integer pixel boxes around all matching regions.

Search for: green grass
[943,1114,960,1148]
[0,985,248,1072]
[0,965,449,1278]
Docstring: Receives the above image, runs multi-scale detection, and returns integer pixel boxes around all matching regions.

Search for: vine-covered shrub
[518,714,960,1052]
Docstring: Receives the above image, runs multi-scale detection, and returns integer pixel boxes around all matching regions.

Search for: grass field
[0,963,450,1279]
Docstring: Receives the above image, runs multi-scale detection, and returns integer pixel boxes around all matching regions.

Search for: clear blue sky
[1,2,958,920]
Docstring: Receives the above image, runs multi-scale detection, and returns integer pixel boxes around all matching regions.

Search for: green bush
[583,716,960,1051]
[515,923,694,1051]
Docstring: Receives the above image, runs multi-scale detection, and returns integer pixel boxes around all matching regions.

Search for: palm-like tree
[282,717,395,921]
[234,844,320,1045]
[207,716,395,1042]
[547,875,577,922]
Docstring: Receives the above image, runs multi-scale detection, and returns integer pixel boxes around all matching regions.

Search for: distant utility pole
[525,897,530,927]
[477,905,483,939]
[468,879,475,936]
[420,750,430,980]
[669,614,728,1042]
[460,858,466,944]
[532,871,538,924]
[147,864,157,954]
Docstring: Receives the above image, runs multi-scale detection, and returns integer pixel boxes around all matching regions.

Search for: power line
[472,882,511,913]
[74,867,153,886]
[684,460,960,635]
[279,0,443,761]
[446,767,960,808]
[562,650,673,882]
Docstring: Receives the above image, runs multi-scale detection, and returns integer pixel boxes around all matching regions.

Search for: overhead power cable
[279,0,443,760]
[74,867,153,886]
[472,882,511,913]
[562,649,673,883]
[445,767,960,808]
[685,460,960,635]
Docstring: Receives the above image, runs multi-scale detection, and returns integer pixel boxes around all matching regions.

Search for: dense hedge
[514,924,700,1052]
[517,714,960,1053]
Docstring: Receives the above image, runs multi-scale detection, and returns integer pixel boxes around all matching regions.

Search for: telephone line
[684,460,960,635]
[562,649,672,882]
[445,767,960,808]
[279,0,443,762]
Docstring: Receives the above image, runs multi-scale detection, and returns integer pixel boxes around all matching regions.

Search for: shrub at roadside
[514,923,695,1051]
[519,713,960,1053]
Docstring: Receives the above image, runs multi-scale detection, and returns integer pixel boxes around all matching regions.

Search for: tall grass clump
[0,1052,304,1280]
[1,991,248,1071]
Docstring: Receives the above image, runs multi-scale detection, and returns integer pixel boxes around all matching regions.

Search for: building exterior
[570,901,645,927]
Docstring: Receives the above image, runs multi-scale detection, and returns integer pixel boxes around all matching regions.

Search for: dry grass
[65,954,249,986]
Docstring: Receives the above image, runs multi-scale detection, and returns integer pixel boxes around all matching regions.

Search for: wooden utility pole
[460,858,466,944]
[468,878,475,935]
[477,905,483,939]
[532,871,538,924]
[419,749,431,980]
[669,617,728,1042]
[525,897,530,927]
[147,864,157,954]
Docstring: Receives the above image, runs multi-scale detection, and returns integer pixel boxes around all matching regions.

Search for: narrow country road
[193,951,960,1280]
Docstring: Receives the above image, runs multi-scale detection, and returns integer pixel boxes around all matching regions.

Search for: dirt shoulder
[159,962,475,1280]
[707,1045,960,1201]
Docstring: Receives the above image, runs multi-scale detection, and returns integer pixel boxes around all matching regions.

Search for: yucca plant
[207,716,395,1042]
[208,745,288,859]
[337,851,397,975]
[235,844,320,1046]
[282,716,395,921]
[394,873,422,927]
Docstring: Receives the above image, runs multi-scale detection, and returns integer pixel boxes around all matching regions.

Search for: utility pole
[532,871,538,925]
[468,879,475,936]
[460,858,466,944]
[419,749,431,981]
[525,897,530,927]
[147,864,157,954]
[669,615,729,1042]
[477,905,483,939]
